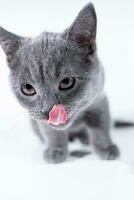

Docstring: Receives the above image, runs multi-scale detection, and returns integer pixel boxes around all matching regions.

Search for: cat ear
[0,26,25,62]
[63,3,97,51]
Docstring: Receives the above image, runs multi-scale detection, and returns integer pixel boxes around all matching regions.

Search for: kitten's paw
[44,147,68,164]
[96,144,120,160]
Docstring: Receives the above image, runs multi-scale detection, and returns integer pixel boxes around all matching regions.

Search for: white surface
[0,0,134,199]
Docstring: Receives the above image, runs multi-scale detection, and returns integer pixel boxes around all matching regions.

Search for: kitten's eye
[21,84,36,96]
[59,77,75,90]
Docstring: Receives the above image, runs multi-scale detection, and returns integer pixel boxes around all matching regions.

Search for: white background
[0,0,134,199]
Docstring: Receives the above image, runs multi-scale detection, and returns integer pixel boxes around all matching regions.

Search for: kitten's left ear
[63,3,97,52]
[0,26,25,62]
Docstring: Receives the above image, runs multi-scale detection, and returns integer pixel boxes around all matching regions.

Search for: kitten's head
[0,3,103,129]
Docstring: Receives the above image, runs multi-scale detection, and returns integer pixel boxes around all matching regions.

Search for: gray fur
[0,3,119,163]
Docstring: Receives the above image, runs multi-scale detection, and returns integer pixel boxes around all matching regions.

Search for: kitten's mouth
[47,104,67,126]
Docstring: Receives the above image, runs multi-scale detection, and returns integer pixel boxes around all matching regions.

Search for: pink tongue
[47,104,67,125]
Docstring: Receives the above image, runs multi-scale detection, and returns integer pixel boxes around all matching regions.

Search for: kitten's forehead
[40,32,70,76]
[18,32,79,79]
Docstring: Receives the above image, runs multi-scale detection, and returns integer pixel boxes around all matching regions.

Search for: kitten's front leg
[86,95,120,160]
[90,128,119,160]
[42,124,68,164]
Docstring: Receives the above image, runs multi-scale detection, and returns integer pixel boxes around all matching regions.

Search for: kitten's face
[0,3,103,129]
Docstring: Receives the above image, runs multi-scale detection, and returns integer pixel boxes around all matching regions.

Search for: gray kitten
[0,3,119,163]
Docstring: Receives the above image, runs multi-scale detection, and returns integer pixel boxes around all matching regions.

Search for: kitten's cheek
[47,104,67,126]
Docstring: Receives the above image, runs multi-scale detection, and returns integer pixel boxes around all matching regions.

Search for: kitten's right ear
[0,26,25,62]
[63,3,97,52]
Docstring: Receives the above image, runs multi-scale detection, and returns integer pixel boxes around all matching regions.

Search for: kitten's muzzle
[47,104,67,126]
[40,111,49,120]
